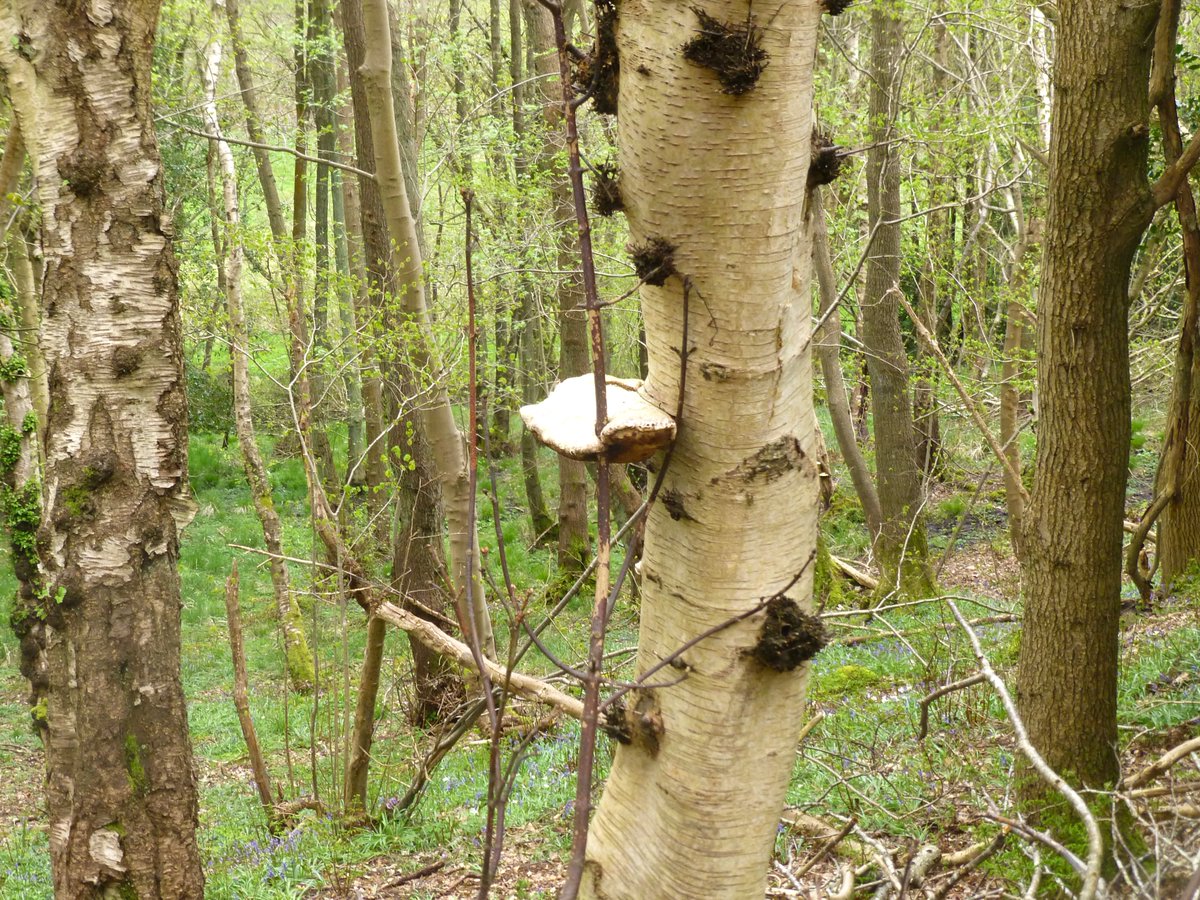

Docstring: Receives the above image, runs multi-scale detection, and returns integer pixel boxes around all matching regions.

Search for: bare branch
[946,599,1105,899]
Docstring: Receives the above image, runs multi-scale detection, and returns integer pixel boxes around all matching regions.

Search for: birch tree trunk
[203,4,314,693]
[0,2,205,891]
[581,1,824,895]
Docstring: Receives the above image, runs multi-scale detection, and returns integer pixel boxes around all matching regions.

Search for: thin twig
[162,119,376,179]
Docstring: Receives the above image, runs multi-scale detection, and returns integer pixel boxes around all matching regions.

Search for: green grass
[2,383,1198,898]
[0,424,618,899]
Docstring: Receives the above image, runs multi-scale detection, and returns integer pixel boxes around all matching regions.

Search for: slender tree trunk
[912,19,951,478]
[344,614,386,811]
[332,171,368,487]
[339,10,403,512]
[0,195,47,743]
[581,1,824,895]
[355,0,495,656]
[289,0,337,490]
[529,1,591,571]
[389,405,458,724]
[1148,3,1200,589]
[1016,0,1158,790]
[334,63,370,490]
[223,0,317,687]
[8,233,47,432]
[311,0,340,489]
[812,190,883,543]
[204,15,315,693]
[487,0,517,449]
[0,126,47,430]
[861,0,934,597]
[0,3,205,891]
[509,0,553,541]
[201,141,227,374]
[999,222,1037,558]
[380,8,459,689]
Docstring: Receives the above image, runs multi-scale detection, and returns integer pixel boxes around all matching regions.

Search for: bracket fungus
[520,374,676,464]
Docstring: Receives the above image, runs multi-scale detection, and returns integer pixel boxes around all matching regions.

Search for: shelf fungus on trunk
[520,374,676,464]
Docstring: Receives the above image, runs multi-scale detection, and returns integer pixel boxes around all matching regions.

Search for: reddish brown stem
[542,4,612,897]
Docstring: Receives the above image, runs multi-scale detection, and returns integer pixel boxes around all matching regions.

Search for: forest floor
[0,427,1198,898]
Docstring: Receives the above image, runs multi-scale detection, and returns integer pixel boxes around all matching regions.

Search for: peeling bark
[0,1,205,891]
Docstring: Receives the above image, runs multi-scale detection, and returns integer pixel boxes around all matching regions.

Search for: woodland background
[0,0,1198,897]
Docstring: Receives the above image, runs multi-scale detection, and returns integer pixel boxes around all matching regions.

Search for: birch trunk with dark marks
[0,1,205,891]
[580,0,823,895]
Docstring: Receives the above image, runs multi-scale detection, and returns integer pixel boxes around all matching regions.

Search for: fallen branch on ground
[830,555,879,590]
[1121,735,1200,790]
[948,599,1105,900]
[373,601,584,719]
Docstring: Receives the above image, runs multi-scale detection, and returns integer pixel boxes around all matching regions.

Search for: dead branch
[918,673,987,740]
[372,601,583,719]
[223,560,279,829]
[949,596,1105,899]
[1122,736,1200,791]
[829,554,879,591]
[929,831,1007,900]
[791,815,856,880]
[899,295,1028,504]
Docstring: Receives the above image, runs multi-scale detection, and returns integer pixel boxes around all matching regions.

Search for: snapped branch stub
[520,374,676,464]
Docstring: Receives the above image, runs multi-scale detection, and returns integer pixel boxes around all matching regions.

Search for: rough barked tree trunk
[1016,0,1159,790]
[580,1,823,896]
[0,1,205,892]
[861,0,934,598]
[203,10,314,693]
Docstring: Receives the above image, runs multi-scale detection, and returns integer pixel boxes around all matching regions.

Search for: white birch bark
[581,1,823,896]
